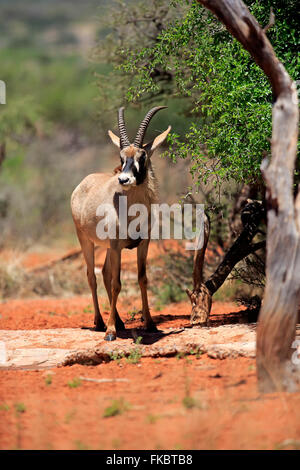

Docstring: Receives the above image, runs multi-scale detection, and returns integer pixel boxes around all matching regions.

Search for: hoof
[190,320,208,328]
[104,333,116,341]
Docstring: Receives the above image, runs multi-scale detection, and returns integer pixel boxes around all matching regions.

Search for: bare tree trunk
[187,213,212,326]
[195,0,300,391]
[228,183,261,242]
[189,201,265,326]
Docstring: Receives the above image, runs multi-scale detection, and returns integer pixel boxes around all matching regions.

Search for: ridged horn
[133,106,167,148]
[118,107,130,149]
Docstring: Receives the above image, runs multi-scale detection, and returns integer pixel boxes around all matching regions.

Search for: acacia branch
[205,202,265,295]
[263,7,275,33]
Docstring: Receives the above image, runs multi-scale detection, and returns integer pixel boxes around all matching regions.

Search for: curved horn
[133,106,167,148]
[118,107,130,149]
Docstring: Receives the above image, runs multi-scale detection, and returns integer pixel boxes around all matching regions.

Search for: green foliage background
[0,0,298,247]
[0,0,110,245]
[97,0,299,188]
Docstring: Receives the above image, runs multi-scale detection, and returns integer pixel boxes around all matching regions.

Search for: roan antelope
[71,106,171,341]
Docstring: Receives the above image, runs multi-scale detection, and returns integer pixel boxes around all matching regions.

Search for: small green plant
[0,403,9,411]
[153,282,186,307]
[128,309,138,321]
[67,377,82,389]
[146,414,160,424]
[103,398,130,418]
[83,305,93,314]
[174,443,184,450]
[74,440,90,450]
[13,401,26,450]
[45,374,52,386]
[182,360,199,410]
[154,302,163,311]
[103,302,111,311]
[109,350,125,363]
[176,352,187,360]
[67,311,78,316]
[126,339,142,364]
[182,395,197,409]
[112,438,121,449]
[111,335,144,365]
[190,348,203,359]
[14,402,26,414]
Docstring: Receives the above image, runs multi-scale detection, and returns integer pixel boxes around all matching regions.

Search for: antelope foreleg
[137,240,157,332]
[105,248,121,341]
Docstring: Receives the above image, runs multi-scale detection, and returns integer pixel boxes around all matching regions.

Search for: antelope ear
[143,125,171,155]
[108,130,120,148]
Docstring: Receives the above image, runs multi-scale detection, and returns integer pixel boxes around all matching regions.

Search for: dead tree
[193,0,299,391]
[189,200,265,326]
[186,213,212,326]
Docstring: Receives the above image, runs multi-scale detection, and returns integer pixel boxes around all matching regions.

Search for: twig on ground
[78,376,130,384]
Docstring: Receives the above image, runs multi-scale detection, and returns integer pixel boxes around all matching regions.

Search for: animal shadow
[116,327,185,345]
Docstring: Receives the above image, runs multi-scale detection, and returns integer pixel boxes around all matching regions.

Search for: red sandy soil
[1,297,300,450]
[0,246,299,450]
[0,297,245,331]
[1,239,222,272]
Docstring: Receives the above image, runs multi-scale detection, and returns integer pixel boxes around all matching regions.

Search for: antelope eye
[139,151,146,160]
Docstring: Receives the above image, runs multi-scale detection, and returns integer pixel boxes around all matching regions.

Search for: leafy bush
[97,0,299,189]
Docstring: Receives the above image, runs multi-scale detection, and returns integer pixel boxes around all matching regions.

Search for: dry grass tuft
[0,256,90,300]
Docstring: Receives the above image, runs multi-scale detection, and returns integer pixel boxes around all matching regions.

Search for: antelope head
[108,106,171,188]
